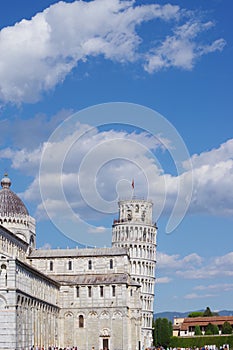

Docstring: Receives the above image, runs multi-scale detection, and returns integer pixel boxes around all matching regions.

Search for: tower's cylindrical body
[112,199,157,348]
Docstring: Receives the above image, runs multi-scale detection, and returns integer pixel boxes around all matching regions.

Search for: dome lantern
[1,173,12,189]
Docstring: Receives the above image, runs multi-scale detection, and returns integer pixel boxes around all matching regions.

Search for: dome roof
[0,174,29,218]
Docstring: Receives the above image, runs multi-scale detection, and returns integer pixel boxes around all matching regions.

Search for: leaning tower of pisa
[112,198,157,348]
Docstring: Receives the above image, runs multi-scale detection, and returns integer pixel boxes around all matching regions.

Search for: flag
[132,179,134,189]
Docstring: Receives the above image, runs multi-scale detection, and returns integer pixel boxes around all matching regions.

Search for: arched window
[127,210,132,220]
[29,235,34,246]
[49,261,53,271]
[68,261,72,270]
[79,315,84,328]
[76,286,79,298]
[88,286,92,297]
[88,260,92,270]
[110,259,113,269]
[112,285,116,297]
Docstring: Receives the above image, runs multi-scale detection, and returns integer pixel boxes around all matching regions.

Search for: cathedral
[0,174,157,350]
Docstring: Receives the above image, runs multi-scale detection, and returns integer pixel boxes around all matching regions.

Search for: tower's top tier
[115,199,153,225]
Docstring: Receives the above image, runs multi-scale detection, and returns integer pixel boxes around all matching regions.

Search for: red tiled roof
[179,316,233,331]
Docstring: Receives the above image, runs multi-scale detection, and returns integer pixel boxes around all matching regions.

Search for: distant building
[173,316,233,336]
[0,174,157,350]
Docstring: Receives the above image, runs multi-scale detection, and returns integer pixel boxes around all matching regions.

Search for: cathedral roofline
[29,246,128,258]
[49,272,140,287]
[15,258,60,288]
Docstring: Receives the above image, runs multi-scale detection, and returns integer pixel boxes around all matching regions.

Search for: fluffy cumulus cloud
[0,117,233,222]
[37,127,166,221]
[157,251,203,271]
[0,117,232,249]
[0,120,164,220]
[0,0,225,103]
[144,20,225,72]
[176,252,233,280]
[187,139,233,216]
[157,250,233,299]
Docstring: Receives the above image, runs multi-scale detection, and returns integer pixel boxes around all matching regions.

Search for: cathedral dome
[0,174,29,218]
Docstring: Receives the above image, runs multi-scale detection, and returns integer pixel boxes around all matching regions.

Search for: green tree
[212,324,219,334]
[203,306,219,317]
[188,311,204,317]
[203,307,213,317]
[205,323,214,335]
[153,318,173,347]
[222,321,233,334]
[194,325,202,335]
[169,320,173,339]
[205,323,219,335]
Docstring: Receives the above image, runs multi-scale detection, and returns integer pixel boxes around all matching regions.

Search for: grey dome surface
[0,174,29,217]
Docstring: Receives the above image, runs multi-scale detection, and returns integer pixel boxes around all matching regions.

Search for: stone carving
[112,310,122,319]
[88,311,98,318]
[100,328,110,337]
[100,310,110,319]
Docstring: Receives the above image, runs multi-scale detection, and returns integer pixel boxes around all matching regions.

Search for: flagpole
[132,179,135,198]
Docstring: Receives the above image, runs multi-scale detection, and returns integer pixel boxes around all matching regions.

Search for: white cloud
[157,251,233,282]
[184,139,233,169]
[0,123,164,221]
[157,251,202,270]
[156,251,233,304]
[156,277,172,284]
[184,283,233,301]
[176,252,233,280]
[0,0,225,103]
[1,117,233,222]
[156,249,233,304]
[187,140,233,216]
[194,283,233,292]
[0,147,42,175]
[176,268,217,280]
[157,252,180,269]
[144,20,225,73]
[184,292,216,300]
[87,226,107,234]
[214,252,233,268]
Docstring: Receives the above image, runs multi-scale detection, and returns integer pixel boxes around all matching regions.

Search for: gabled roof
[179,316,233,330]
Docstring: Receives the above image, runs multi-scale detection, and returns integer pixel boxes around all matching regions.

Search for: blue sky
[0,0,232,313]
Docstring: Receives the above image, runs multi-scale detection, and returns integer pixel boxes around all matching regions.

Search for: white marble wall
[112,199,157,349]
[29,248,142,350]
[0,256,59,350]
[57,285,141,350]
[29,249,129,276]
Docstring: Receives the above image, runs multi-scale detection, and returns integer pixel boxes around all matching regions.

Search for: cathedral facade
[0,174,157,350]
